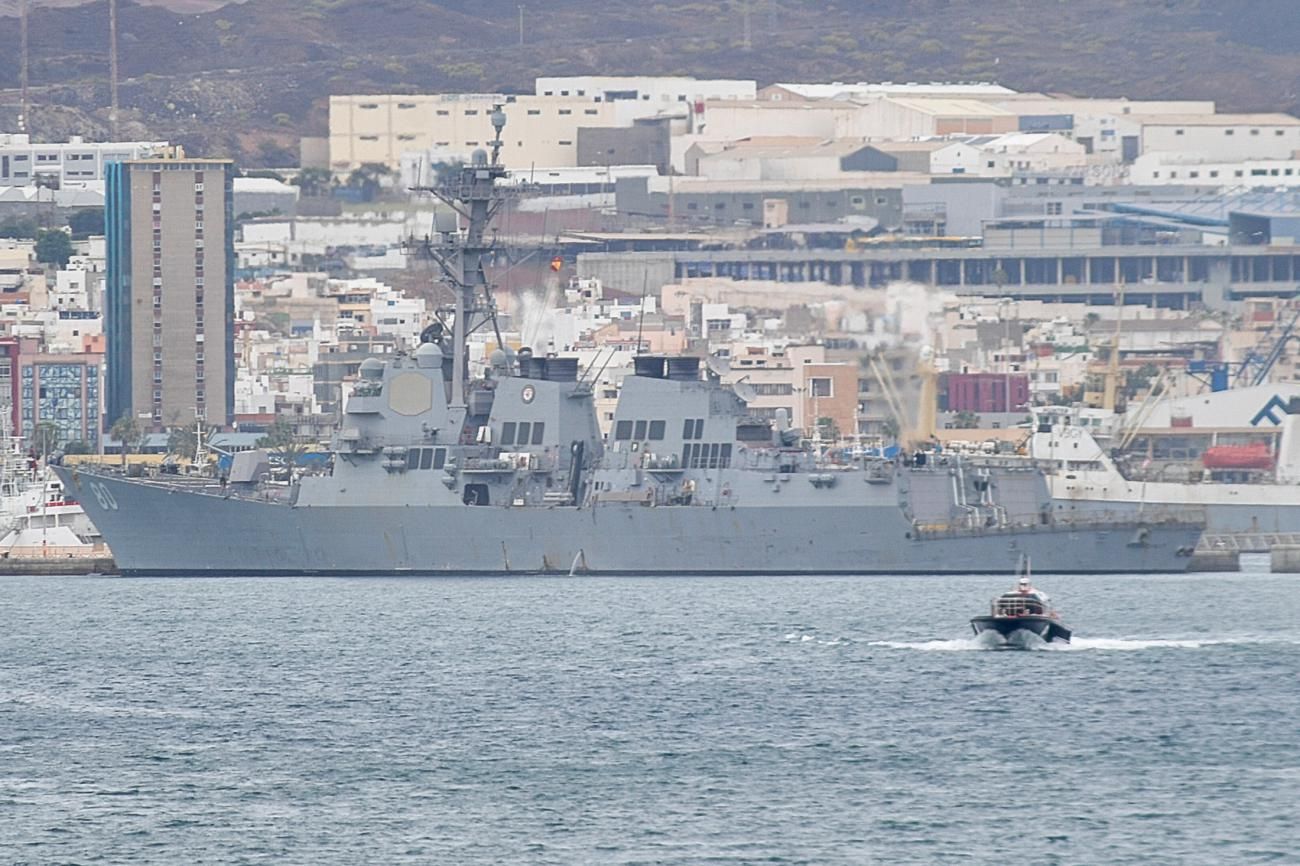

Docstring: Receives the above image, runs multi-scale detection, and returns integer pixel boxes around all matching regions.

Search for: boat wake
[868,636,1292,652]
[867,638,990,652]
[782,631,851,647]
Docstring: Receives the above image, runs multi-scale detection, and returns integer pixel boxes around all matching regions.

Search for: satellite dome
[471,148,489,166]
[359,357,384,379]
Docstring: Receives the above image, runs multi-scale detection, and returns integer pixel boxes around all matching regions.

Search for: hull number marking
[88,480,119,511]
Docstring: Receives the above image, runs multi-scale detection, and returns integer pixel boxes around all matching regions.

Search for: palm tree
[32,421,61,459]
[166,426,198,462]
[291,167,336,197]
[109,414,142,469]
[881,418,901,443]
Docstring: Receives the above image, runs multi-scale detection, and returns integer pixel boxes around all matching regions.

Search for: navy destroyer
[55,110,1202,575]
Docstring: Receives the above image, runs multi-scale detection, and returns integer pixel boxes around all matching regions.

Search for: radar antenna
[409,105,512,408]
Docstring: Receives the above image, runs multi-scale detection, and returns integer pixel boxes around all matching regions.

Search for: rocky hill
[2,0,1298,166]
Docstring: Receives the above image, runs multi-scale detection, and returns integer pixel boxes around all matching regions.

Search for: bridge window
[419,448,434,470]
[516,422,531,445]
[634,420,647,439]
[531,422,545,445]
[500,421,516,445]
[648,420,666,440]
[615,420,633,440]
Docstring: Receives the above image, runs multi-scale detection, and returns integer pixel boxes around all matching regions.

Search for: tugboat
[970,557,1072,645]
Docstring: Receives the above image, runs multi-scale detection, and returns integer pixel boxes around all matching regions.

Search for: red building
[943,372,1030,414]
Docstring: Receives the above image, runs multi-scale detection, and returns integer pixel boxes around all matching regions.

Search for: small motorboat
[970,557,1072,645]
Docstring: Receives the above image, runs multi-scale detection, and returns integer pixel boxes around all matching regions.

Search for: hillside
[2,0,1298,166]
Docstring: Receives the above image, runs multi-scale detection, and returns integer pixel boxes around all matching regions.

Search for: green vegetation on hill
[1,0,1298,166]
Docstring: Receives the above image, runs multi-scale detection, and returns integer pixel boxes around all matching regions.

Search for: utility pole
[19,0,29,133]
[517,5,525,45]
[109,0,120,139]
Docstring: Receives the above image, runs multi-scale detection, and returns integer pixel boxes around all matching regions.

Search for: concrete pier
[0,557,117,576]
[1269,545,1300,573]
[1187,549,1240,572]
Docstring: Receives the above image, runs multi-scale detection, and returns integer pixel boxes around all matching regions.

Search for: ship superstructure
[54,111,1201,575]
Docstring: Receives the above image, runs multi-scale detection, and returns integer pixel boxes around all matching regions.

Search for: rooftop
[1129,113,1300,126]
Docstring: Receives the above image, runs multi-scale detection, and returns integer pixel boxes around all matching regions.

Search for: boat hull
[971,615,1072,643]
[56,468,1202,576]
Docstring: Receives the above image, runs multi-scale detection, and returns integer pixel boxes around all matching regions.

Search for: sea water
[2,570,1297,865]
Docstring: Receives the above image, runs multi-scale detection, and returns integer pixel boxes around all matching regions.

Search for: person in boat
[1009,576,1044,615]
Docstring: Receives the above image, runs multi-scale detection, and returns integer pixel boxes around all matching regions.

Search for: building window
[436,109,449,116]
[558,109,572,116]
[810,377,833,398]
[1174,129,1184,136]
[558,140,573,146]
[464,110,478,116]
[527,109,541,116]
[584,109,598,115]
[1250,129,1260,136]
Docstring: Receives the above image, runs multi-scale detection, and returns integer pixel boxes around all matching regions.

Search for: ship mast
[415,106,509,408]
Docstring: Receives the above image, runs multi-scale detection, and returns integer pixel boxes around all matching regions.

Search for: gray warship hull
[57,467,1199,575]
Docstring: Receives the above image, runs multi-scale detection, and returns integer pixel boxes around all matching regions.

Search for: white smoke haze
[515,281,563,351]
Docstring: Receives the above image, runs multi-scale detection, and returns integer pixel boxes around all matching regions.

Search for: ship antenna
[634,270,649,356]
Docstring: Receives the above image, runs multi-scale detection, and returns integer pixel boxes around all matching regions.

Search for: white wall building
[369,289,426,347]
[0,134,171,187]
[849,97,1020,140]
[930,133,1088,177]
[239,216,408,256]
[331,77,753,171]
[1130,153,1300,187]
[1130,114,1300,161]
[535,76,755,103]
[761,82,1017,102]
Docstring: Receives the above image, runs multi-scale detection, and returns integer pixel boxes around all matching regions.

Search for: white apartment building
[0,134,171,187]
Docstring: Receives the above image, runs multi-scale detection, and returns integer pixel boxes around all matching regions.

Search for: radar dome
[359,357,384,379]
[471,148,489,166]
[415,342,444,369]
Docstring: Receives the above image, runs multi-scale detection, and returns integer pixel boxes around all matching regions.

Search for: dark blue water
[3,568,1298,865]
